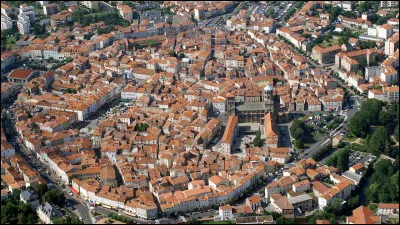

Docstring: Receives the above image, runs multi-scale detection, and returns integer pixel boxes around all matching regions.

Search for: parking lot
[349,150,376,168]
[79,100,133,135]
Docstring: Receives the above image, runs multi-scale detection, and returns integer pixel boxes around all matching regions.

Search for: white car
[90,206,95,210]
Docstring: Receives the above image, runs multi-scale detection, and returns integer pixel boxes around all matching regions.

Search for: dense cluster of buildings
[1,1,399,223]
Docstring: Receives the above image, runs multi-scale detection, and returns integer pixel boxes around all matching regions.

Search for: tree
[294,139,304,149]
[253,131,262,147]
[42,189,66,207]
[369,126,389,156]
[178,53,185,59]
[312,143,333,161]
[53,214,84,224]
[349,111,371,137]
[337,147,350,172]
[325,113,334,122]
[186,218,199,224]
[325,153,338,167]
[147,39,156,47]
[293,127,305,140]
[324,198,343,215]
[347,195,360,210]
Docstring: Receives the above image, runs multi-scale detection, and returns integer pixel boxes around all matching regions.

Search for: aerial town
[1,1,399,224]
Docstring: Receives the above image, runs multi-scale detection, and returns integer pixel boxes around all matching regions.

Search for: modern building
[1,14,12,30]
[17,12,30,34]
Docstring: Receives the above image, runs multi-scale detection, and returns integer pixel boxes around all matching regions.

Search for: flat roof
[236,102,265,111]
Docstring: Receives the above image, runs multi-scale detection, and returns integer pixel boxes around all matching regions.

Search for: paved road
[18,142,93,224]
[93,205,151,224]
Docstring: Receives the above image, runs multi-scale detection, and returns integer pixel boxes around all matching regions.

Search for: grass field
[321,38,340,48]
[343,133,357,142]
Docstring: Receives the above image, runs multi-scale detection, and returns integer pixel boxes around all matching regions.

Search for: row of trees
[325,146,350,172]
[312,142,333,161]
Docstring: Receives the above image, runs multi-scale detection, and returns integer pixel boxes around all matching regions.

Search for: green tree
[337,147,350,172]
[325,153,338,167]
[42,189,66,207]
[147,39,156,47]
[293,127,305,140]
[347,195,360,210]
[324,198,342,215]
[294,139,304,149]
[369,126,389,156]
[253,130,262,147]
[349,111,370,137]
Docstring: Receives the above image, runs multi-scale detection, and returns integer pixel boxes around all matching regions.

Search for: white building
[219,205,233,221]
[380,1,399,8]
[1,15,13,30]
[82,1,99,10]
[377,203,399,215]
[17,13,30,34]
[377,24,393,40]
[367,27,377,37]
[19,4,35,24]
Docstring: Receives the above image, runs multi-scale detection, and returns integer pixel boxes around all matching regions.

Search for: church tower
[262,84,274,113]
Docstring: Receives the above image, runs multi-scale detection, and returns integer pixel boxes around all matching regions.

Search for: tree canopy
[367,159,399,204]
[42,188,66,207]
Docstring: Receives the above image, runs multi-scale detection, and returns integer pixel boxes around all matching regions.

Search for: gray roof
[40,202,63,219]
[20,190,38,201]
[342,171,362,183]
[289,194,312,204]
[236,102,266,112]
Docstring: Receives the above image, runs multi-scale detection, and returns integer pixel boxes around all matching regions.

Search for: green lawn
[390,218,398,224]
[343,133,357,142]
[6,37,16,49]
[321,38,340,48]
[350,143,369,152]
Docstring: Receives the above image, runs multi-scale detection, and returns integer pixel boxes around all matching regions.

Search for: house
[246,195,261,211]
[349,163,364,174]
[271,194,294,218]
[1,141,15,158]
[20,189,40,210]
[37,202,64,224]
[288,194,313,211]
[346,205,381,224]
[377,203,399,215]
[8,69,37,84]
[219,204,234,221]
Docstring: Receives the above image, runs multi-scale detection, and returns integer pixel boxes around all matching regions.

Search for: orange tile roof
[221,116,238,144]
